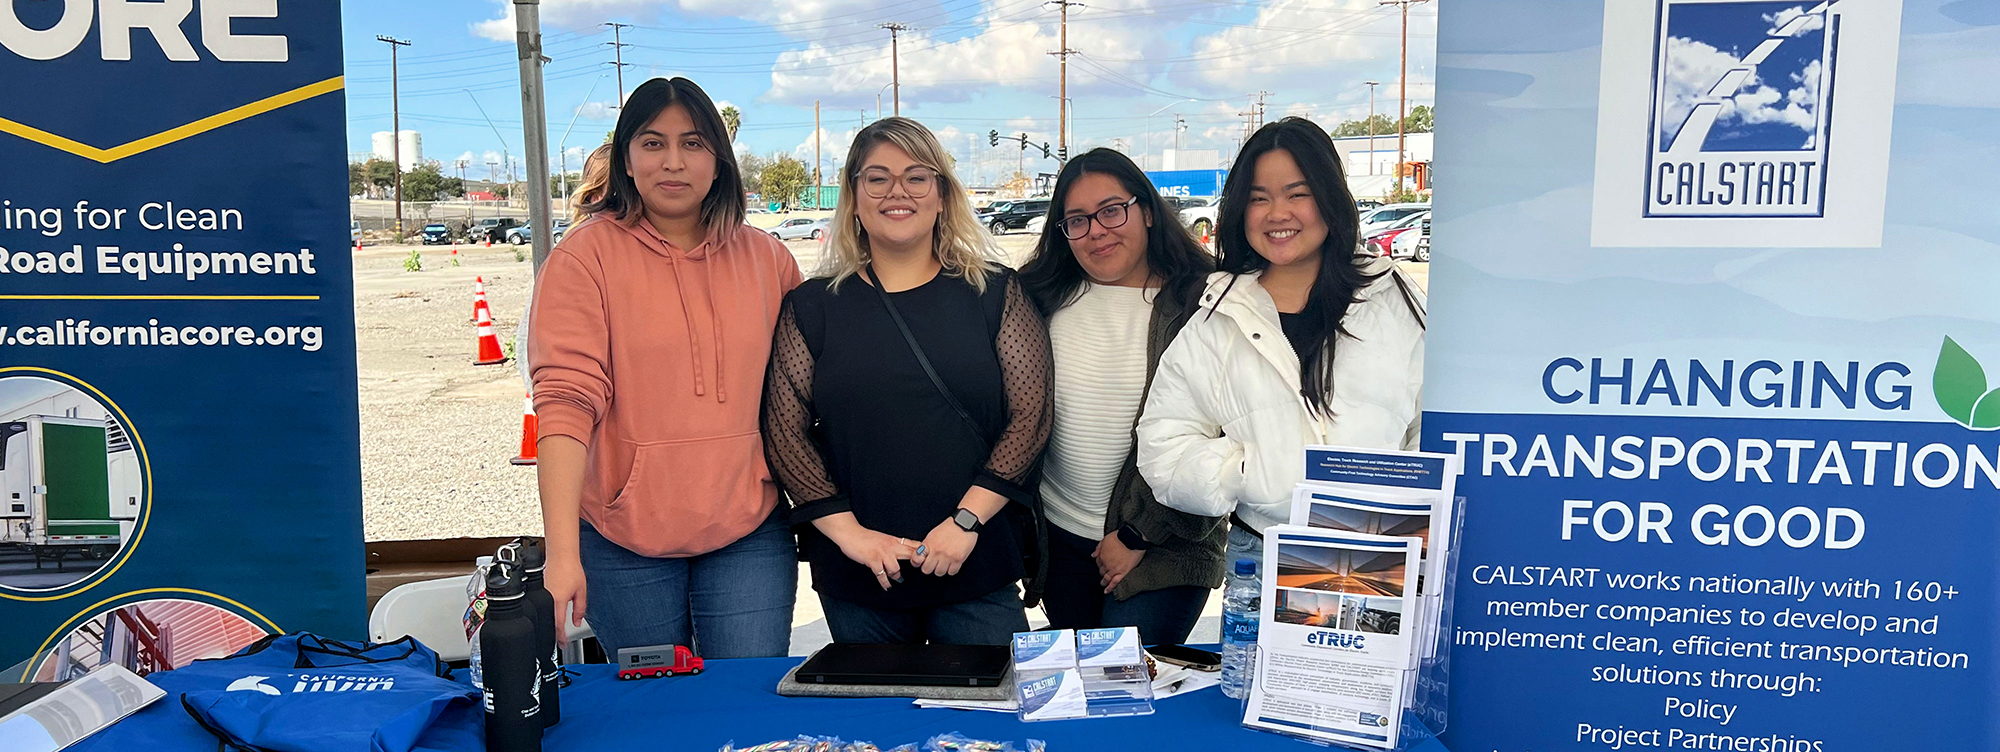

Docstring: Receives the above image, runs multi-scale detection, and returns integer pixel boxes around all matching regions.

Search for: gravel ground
[354,230,1424,542]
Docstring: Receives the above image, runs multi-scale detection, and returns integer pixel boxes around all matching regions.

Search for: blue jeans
[577,508,796,658]
[818,584,1029,645]
[1225,521,1260,590]
[1039,526,1209,645]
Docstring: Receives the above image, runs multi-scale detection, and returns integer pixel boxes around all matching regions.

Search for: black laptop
[794,643,1011,687]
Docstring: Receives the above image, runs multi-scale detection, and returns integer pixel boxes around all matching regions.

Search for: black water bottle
[514,538,561,727]
[480,562,542,752]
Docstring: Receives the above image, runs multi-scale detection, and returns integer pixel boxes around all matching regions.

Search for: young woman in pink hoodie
[529,77,802,658]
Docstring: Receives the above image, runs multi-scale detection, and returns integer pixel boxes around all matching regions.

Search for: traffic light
[1019,133,1029,151]
[1040,142,1052,159]
[1058,145,1068,162]
[989,130,999,147]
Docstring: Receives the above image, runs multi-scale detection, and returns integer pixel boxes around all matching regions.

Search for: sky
[340,0,1436,186]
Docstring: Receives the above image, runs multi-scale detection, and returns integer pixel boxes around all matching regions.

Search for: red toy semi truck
[616,644,703,680]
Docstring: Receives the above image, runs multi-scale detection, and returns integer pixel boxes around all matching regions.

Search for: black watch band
[1116,524,1152,551]
[953,508,984,533]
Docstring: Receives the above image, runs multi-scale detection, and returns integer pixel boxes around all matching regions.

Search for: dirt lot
[353,232,1425,542]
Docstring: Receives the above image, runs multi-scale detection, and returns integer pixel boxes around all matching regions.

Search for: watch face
[954,509,979,530]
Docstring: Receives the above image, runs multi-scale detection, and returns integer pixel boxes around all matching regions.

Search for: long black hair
[583,77,745,236]
[1214,117,1379,417]
[1019,148,1215,318]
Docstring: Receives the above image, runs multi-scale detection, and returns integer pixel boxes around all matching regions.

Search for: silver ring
[874,570,886,576]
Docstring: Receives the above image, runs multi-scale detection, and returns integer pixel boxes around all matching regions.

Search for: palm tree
[720,106,741,143]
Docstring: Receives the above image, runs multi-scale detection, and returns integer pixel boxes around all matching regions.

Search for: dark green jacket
[1102,287,1228,599]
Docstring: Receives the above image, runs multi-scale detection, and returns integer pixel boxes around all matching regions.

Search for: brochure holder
[1240,495,1466,751]
[1011,627,1155,722]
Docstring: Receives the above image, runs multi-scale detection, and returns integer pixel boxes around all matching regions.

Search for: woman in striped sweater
[1017,148,1222,645]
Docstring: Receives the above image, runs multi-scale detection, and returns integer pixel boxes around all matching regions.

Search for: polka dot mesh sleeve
[762,297,843,509]
[976,275,1055,498]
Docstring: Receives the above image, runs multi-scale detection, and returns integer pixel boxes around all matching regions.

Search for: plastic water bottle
[466,555,494,691]
[1220,558,1261,699]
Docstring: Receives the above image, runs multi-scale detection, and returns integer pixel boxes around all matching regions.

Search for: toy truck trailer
[616,644,703,679]
[0,415,136,569]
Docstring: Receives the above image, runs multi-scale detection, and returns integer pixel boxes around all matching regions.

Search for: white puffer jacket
[1135,260,1426,533]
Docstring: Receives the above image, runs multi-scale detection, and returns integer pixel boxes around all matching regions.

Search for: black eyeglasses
[1059,196,1142,240]
[856,166,938,199]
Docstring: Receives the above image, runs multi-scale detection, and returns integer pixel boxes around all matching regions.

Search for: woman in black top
[763,117,1053,645]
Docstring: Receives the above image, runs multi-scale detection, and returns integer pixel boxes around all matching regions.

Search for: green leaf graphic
[1934,336,1988,426]
[1972,388,2000,430]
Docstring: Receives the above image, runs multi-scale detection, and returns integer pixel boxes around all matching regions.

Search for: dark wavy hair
[1019,148,1215,318]
[1213,117,1379,417]
[583,77,745,237]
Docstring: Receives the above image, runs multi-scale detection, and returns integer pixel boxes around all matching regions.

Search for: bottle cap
[487,561,525,599]
[515,537,546,573]
[1234,558,1257,576]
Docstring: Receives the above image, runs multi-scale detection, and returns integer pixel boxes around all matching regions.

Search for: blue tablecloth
[543,657,1454,751]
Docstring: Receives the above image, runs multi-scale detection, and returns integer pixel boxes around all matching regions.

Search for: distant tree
[760,155,811,210]
[349,161,368,196]
[1401,105,1434,134]
[738,152,771,193]
[403,163,463,202]
[720,106,741,142]
[1329,114,1397,138]
[364,158,397,197]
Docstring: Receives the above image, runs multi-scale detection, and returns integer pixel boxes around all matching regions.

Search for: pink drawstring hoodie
[530,217,802,557]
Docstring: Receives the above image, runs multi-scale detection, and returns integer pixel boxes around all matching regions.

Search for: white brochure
[1245,525,1423,749]
[1296,444,1459,598]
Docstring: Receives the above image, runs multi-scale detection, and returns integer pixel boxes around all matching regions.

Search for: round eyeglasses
[856,167,937,199]
[1059,196,1142,240]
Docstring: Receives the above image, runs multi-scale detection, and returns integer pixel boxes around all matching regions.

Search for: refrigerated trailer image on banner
[0,1,361,671]
[1428,0,1997,749]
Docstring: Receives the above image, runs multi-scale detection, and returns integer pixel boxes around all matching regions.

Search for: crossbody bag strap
[863,264,990,450]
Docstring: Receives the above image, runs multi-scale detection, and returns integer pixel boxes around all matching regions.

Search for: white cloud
[575,100,620,121]
[475,0,961,42]
[1762,6,1825,36]
[1179,0,1410,95]
[1660,36,1819,147]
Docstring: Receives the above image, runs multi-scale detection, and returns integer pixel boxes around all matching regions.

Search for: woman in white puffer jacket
[1135,117,1426,572]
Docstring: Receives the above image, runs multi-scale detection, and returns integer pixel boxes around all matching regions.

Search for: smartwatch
[1116,523,1152,551]
[952,508,984,533]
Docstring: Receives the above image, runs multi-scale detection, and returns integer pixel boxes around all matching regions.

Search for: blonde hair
[821,117,998,292]
[569,144,614,223]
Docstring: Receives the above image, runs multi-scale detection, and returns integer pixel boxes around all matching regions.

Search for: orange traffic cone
[510,391,538,466]
[471,276,488,323]
[474,303,509,365]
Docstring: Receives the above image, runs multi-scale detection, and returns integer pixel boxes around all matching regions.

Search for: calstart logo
[1588,0,1901,248]
[1646,1,1837,218]
[224,672,396,694]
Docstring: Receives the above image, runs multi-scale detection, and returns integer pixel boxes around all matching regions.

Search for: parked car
[1357,203,1430,236]
[1355,199,1384,212]
[986,199,1050,234]
[469,217,520,244]
[1175,196,1220,240]
[507,220,569,245]
[770,217,829,241]
[1389,212,1431,261]
[351,220,362,245]
[1364,210,1429,258]
[1025,215,1047,236]
[976,200,1014,218]
[419,223,454,245]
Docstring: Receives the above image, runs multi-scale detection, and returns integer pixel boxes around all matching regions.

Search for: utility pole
[1365,80,1380,175]
[1380,0,1429,188]
[605,22,633,106]
[813,100,821,208]
[376,35,410,241]
[515,0,554,269]
[1174,115,1185,150]
[879,23,909,116]
[1046,1,1082,160]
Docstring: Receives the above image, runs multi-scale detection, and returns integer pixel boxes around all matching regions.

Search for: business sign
[1430,0,1997,749]
[0,1,360,679]
[1145,169,1228,197]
